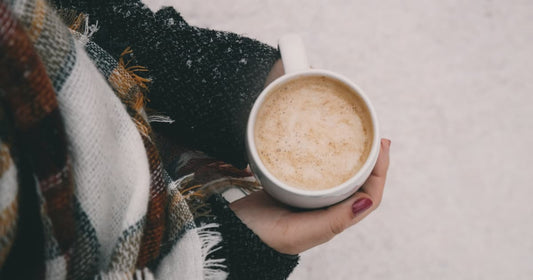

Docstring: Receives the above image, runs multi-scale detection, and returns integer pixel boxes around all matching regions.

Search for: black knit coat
[52,1,299,279]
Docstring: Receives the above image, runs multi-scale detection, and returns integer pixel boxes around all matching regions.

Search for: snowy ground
[145,1,533,279]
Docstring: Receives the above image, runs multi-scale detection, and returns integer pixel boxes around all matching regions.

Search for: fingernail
[352,198,373,217]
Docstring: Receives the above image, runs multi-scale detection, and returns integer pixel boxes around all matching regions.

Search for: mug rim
[246,69,380,198]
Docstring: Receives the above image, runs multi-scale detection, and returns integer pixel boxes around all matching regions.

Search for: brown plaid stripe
[0,0,75,263]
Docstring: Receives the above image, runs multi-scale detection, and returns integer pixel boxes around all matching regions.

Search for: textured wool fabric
[52,0,281,169]
[1,0,300,279]
[0,0,224,278]
[155,131,301,280]
[0,142,17,267]
[204,195,300,280]
[0,1,75,277]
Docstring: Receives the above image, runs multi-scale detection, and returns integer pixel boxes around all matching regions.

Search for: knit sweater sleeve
[53,0,280,169]
[51,1,298,279]
[153,131,300,280]
[203,194,300,280]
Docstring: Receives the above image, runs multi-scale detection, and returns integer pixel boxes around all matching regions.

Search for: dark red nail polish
[352,198,373,217]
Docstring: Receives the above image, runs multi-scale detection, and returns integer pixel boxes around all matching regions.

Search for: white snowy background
[144,1,533,279]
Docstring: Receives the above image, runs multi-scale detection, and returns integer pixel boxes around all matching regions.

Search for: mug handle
[278,34,310,74]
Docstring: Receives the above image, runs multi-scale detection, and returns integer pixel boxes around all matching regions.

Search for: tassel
[196,224,228,280]
[147,114,175,124]
[119,47,152,91]
[118,47,151,111]
[69,12,85,32]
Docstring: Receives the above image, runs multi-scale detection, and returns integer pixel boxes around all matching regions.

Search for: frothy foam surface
[254,76,373,190]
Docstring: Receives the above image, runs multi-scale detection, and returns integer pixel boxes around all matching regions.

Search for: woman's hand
[230,138,391,255]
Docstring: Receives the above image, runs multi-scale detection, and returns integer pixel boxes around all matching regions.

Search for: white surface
[146,1,533,279]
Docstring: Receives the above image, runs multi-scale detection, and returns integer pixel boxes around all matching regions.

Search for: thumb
[291,139,390,252]
[287,192,375,254]
[322,192,375,237]
[241,140,390,255]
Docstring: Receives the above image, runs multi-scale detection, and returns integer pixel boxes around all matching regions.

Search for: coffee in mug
[254,75,373,191]
[245,34,380,208]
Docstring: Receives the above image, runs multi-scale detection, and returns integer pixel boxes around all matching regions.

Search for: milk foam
[254,76,373,190]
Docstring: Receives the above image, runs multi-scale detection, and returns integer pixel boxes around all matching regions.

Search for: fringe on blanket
[197,223,227,280]
[96,268,154,280]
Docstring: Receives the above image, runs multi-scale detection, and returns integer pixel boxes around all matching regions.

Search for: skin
[231,139,390,255]
[230,61,391,255]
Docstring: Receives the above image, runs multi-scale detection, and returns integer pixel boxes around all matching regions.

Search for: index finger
[361,138,391,203]
[371,138,391,179]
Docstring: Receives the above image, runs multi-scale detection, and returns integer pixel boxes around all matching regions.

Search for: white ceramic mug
[245,34,380,209]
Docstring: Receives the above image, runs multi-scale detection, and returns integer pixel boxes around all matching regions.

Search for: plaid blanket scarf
[0,0,261,278]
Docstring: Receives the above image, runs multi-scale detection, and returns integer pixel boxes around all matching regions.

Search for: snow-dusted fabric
[1,0,302,278]
[0,0,228,278]
[53,0,281,169]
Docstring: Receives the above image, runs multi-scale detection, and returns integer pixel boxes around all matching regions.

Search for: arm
[154,129,300,280]
[231,139,391,255]
[54,2,296,278]
[53,0,280,169]
[51,3,391,279]
[205,195,300,280]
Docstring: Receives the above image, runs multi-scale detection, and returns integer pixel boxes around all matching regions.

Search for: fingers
[369,138,391,179]
[361,138,391,207]
[322,192,374,236]
[279,191,374,253]
[314,138,391,239]
[234,139,391,254]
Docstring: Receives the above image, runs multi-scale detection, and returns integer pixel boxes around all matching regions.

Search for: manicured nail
[352,198,373,217]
